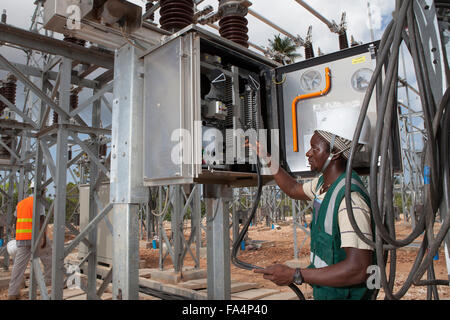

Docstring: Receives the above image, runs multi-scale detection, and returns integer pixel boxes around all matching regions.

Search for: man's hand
[244,138,269,159]
[253,264,296,286]
[245,138,273,169]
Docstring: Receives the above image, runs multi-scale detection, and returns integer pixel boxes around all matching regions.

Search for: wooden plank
[195,281,261,295]
[139,277,207,300]
[139,292,162,300]
[178,278,208,290]
[100,293,113,300]
[231,288,280,300]
[230,282,261,294]
[0,276,10,290]
[148,270,180,284]
[66,293,87,300]
[139,268,157,278]
[178,280,260,293]
[63,288,86,300]
[0,270,11,277]
[146,268,206,284]
[180,269,206,282]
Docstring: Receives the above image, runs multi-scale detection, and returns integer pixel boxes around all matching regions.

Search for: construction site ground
[0,215,449,300]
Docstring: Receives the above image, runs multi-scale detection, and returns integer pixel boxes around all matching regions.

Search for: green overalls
[307,171,375,300]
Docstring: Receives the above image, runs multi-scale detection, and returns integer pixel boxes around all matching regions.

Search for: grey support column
[232,189,239,249]
[29,142,45,300]
[111,44,148,300]
[192,184,202,269]
[158,186,164,270]
[172,185,183,272]
[205,184,232,300]
[87,89,101,299]
[29,73,50,300]
[4,167,15,269]
[51,57,71,300]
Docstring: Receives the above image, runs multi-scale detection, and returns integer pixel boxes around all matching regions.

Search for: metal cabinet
[141,26,401,187]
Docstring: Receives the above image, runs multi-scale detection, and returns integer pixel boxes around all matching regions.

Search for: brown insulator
[218,0,250,48]
[304,42,315,59]
[0,86,5,116]
[1,9,7,24]
[99,143,107,158]
[68,146,72,161]
[338,30,349,50]
[53,110,58,125]
[159,0,194,32]
[219,15,249,48]
[70,92,78,112]
[3,76,17,114]
[145,1,155,21]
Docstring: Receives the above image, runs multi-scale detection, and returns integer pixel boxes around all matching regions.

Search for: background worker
[251,107,376,300]
[7,181,52,300]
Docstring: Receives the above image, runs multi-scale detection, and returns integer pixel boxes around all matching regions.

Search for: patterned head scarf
[315,130,361,160]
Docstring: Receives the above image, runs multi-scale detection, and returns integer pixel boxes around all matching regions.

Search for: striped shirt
[303,177,373,251]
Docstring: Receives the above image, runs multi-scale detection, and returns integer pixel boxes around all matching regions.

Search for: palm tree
[268,34,301,65]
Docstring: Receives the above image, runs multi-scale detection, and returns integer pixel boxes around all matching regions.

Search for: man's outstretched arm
[254,247,372,287]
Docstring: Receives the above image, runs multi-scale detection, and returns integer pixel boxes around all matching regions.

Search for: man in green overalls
[253,107,376,300]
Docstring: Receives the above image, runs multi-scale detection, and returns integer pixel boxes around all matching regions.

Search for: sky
[0,0,396,60]
[0,0,400,122]
[0,0,429,188]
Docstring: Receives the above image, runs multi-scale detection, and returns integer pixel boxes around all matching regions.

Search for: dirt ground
[140,215,450,300]
[1,216,449,300]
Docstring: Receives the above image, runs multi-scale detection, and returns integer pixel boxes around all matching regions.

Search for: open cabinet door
[143,33,202,186]
[274,41,402,177]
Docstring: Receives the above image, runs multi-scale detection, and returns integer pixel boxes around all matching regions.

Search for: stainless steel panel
[281,50,378,174]
[143,33,201,186]
[111,44,149,204]
[78,183,112,266]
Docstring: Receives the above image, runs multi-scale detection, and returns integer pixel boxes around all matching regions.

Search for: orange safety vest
[15,196,34,240]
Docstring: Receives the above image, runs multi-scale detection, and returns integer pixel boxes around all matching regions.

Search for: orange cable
[292,67,331,152]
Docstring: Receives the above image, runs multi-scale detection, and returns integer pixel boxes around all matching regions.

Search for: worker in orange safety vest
[7,181,52,300]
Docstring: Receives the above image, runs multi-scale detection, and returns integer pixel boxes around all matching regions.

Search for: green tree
[268,34,301,65]
[66,182,79,221]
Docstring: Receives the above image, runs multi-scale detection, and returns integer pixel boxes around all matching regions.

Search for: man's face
[305,133,330,172]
